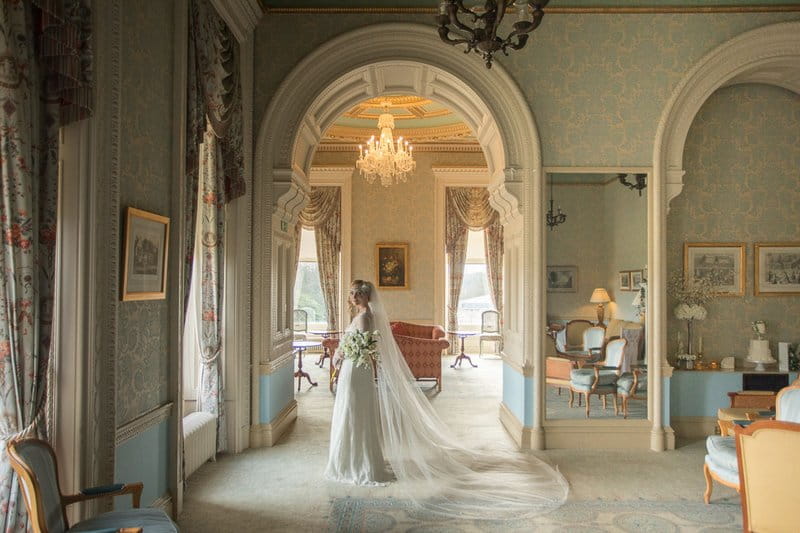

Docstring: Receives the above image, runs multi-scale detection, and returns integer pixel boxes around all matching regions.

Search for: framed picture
[630,270,643,290]
[618,271,631,291]
[547,265,578,293]
[754,242,800,295]
[684,242,745,296]
[122,207,170,301]
[376,243,409,289]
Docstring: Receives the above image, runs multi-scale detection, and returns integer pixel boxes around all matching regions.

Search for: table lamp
[590,288,611,324]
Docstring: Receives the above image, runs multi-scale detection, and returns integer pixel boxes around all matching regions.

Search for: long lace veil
[367,282,569,520]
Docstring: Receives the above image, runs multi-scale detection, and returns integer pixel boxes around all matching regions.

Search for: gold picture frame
[376,243,409,289]
[122,207,170,301]
[683,242,745,296]
[754,242,800,296]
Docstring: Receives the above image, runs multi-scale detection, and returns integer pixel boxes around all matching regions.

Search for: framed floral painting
[754,242,800,295]
[376,243,409,289]
[122,207,170,301]
[684,242,745,296]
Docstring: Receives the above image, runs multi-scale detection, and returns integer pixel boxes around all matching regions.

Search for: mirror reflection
[544,172,647,420]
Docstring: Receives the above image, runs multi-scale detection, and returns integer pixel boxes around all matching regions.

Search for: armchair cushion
[71,509,177,532]
[704,454,739,486]
[777,386,800,422]
[617,371,647,396]
[706,436,738,472]
[569,368,618,391]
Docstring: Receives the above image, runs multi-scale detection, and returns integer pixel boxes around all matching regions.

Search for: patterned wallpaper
[546,180,646,322]
[117,1,174,426]
[254,13,799,167]
[312,150,486,321]
[667,84,800,362]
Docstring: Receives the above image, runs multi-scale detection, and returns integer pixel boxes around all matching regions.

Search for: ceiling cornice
[210,0,263,43]
[262,5,800,14]
[317,142,483,153]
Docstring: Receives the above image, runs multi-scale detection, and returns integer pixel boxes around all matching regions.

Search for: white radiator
[183,411,217,479]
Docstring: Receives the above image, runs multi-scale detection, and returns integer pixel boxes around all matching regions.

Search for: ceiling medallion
[356,102,416,187]
[436,0,549,69]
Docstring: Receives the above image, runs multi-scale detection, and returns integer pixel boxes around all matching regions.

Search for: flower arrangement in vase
[669,272,718,365]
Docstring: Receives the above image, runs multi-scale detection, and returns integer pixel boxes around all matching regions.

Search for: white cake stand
[746,355,776,372]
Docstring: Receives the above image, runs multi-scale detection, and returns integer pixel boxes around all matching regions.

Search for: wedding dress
[327,282,568,519]
[325,310,393,485]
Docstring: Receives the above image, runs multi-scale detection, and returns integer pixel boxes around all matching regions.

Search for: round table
[448,331,478,368]
[292,340,321,391]
[308,330,341,368]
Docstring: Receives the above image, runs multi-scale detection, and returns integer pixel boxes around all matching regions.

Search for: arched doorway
[251,23,550,449]
[653,21,800,451]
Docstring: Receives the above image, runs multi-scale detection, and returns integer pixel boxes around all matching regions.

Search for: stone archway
[251,23,550,449]
[651,21,800,451]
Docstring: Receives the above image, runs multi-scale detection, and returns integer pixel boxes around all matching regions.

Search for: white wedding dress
[325,310,393,485]
[325,282,568,520]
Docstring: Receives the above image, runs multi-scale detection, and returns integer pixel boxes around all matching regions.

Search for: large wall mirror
[544,170,648,421]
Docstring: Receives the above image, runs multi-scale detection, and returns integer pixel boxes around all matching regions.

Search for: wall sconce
[618,173,647,196]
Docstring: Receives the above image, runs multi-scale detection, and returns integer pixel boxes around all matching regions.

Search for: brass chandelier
[436,0,549,69]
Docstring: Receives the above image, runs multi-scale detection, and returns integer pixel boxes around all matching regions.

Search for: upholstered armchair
[390,321,450,392]
[616,368,647,419]
[563,319,594,351]
[703,383,800,504]
[569,338,627,418]
[582,326,606,357]
[546,356,577,401]
[7,438,178,533]
[478,310,502,357]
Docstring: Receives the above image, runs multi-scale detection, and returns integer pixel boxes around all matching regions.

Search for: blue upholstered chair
[7,438,178,533]
[703,383,800,504]
[616,368,647,419]
[293,309,308,341]
[582,326,606,357]
[568,337,627,418]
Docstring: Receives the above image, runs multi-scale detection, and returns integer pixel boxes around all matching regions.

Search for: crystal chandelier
[356,102,416,187]
[436,0,549,69]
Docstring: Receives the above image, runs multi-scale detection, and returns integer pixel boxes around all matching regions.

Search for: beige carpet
[178,354,739,532]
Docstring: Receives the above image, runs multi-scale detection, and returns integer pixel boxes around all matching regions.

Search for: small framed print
[376,243,409,289]
[630,270,643,290]
[755,242,800,295]
[547,265,578,293]
[684,242,745,296]
[122,207,170,301]
[619,271,631,291]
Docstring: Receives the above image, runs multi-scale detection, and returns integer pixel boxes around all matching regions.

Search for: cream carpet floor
[178,354,738,532]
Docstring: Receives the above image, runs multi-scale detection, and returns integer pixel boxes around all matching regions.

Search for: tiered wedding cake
[747,339,775,371]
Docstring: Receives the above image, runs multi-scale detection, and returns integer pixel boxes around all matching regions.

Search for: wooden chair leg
[703,463,713,504]
[602,396,607,410]
[585,393,591,418]
[558,387,562,396]
[568,389,574,408]
[612,394,618,415]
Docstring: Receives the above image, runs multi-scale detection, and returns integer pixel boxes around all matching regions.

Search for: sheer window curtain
[445,188,504,352]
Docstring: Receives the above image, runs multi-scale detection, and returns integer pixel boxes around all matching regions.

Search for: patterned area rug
[328,498,741,532]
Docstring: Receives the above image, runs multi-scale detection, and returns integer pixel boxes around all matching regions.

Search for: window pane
[457,263,492,326]
[293,229,327,325]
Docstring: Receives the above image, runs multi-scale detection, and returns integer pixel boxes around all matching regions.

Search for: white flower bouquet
[674,303,707,321]
[340,330,380,370]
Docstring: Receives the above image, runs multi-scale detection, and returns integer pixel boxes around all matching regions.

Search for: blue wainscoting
[260,362,295,424]
[502,362,533,427]
[115,418,170,510]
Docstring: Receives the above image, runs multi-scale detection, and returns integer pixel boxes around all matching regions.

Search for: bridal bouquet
[340,330,380,370]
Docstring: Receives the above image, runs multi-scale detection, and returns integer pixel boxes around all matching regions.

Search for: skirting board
[250,400,297,447]
[499,402,533,449]
[543,423,654,449]
[671,416,717,441]
[151,493,172,517]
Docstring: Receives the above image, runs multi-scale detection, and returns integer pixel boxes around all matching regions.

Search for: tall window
[457,229,493,326]
[294,228,328,329]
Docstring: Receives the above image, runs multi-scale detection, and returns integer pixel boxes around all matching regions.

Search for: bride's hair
[350,279,372,300]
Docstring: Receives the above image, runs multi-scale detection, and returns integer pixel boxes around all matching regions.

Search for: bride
[325,279,568,519]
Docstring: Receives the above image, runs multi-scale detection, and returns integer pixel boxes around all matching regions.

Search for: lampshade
[590,288,611,304]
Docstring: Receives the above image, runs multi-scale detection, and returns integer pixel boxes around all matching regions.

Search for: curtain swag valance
[298,187,342,253]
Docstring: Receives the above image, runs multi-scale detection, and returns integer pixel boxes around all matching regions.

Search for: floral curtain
[197,127,226,452]
[0,0,92,529]
[445,188,504,351]
[298,188,341,331]
[184,0,244,310]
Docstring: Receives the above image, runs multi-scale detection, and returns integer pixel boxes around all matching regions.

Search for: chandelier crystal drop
[356,103,416,187]
[437,0,549,69]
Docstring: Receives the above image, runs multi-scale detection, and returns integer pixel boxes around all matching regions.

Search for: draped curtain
[298,187,341,331]
[445,188,503,352]
[185,0,245,453]
[0,0,92,529]
[197,127,226,451]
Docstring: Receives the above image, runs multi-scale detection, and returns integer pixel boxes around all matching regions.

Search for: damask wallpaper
[254,13,799,167]
[117,1,175,426]
[667,84,800,361]
[312,150,486,322]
